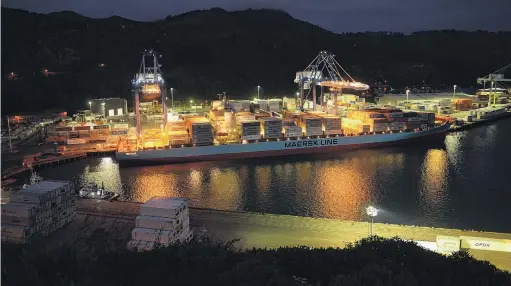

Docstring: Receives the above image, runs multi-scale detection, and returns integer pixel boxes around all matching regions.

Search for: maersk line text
[284,139,339,148]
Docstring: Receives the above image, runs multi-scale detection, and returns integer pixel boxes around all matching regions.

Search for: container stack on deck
[319,115,343,135]
[341,118,370,134]
[297,117,322,136]
[184,117,213,145]
[142,129,165,148]
[344,109,437,133]
[1,180,76,244]
[235,112,256,123]
[260,117,282,139]
[167,121,190,145]
[267,100,282,113]
[128,197,193,252]
[238,120,261,140]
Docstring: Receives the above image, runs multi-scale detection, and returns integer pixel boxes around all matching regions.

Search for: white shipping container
[324,129,342,135]
[1,216,33,226]
[136,212,188,231]
[242,134,261,140]
[140,197,188,219]
[282,126,302,137]
[1,224,31,237]
[303,127,322,136]
[1,203,41,218]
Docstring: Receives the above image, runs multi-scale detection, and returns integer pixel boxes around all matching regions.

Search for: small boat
[22,172,43,188]
[78,181,115,200]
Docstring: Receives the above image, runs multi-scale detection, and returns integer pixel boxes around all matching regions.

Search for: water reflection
[34,119,511,233]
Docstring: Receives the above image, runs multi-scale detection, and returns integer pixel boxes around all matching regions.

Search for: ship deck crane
[294,51,369,114]
[477,63,511,106]
[132,50,168,138]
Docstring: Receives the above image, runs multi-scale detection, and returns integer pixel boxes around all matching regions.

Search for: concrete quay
[41,199,511,272]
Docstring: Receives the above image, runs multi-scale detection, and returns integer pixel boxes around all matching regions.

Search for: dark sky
[3,0,511,33]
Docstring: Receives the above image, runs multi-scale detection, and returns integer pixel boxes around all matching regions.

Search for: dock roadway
[73,199,511,271]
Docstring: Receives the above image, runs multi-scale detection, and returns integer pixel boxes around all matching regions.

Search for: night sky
[3,0,511,33]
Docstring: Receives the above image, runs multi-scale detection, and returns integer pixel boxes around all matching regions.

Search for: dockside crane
[294,51,369,114]
[132,50,168,138]
[477,63,511,106]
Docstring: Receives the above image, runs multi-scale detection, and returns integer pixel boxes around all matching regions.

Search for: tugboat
[78,181,115,200]
[22,172,43,188]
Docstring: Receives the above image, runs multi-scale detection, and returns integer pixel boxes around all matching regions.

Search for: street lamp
[453,85,457,101]
[88,101,92,111]
[170,87,174,108]
[257,85,261,99]
[406,89,410,103]
[366,206,379,236]
[101,102,106,118]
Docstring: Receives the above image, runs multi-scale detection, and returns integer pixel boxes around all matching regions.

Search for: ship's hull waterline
[116,123,451,166]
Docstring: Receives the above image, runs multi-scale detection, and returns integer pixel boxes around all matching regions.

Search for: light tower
[132,50,168,138]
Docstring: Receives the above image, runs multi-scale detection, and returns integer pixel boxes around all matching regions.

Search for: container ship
[115,50,452,165]
[116,107,451,165]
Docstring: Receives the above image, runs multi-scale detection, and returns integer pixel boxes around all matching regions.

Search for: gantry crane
[294,51,369,114]
[132,50,168,137]
[477,63,511,106]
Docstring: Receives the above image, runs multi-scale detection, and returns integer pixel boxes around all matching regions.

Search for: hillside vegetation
[2,236,510,285]
[2,7,511,113]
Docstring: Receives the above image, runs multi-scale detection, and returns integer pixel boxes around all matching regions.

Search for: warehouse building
[90,98,128,120]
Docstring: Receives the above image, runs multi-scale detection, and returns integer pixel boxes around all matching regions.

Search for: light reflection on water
[35,119,511,233]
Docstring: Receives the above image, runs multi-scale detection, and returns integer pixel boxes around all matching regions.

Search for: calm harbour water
[32,119,511,233]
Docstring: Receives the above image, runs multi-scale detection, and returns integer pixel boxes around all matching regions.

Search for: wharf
[1,149,116,179]
[1,153,86,179]
[449,110,511,131]
[46,199,511,271]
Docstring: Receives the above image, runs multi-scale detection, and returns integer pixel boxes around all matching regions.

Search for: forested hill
[2,7,511,114]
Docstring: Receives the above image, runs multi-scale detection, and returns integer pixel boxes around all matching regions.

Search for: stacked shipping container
[1,180,76,244]
[238,120,261,140]
[341,118,370,134]
[260,117,282,139]
[167,121,190,145]
[297,117,322,136]
[184,118,213,145]
[127,197,193,251]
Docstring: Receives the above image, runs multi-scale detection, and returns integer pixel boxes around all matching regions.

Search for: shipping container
[282,126,302,137]
[113,123,129,129]
[67,138,87,145]
[93,124,110,130]
[140,197,188,218]
[55,126,73,132]
[111,128,129,135]
[73,126,92,131]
